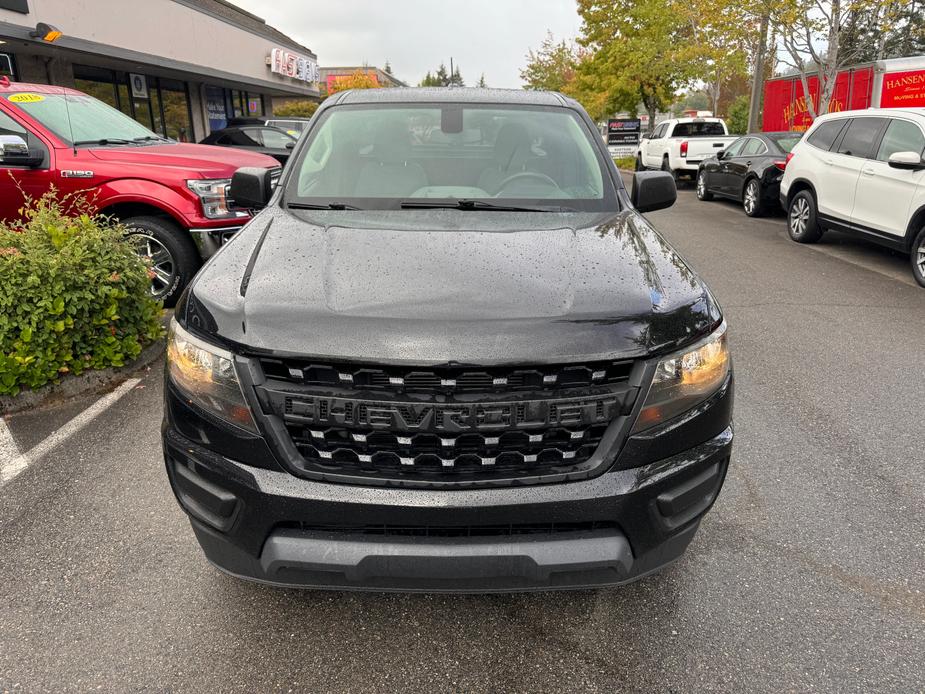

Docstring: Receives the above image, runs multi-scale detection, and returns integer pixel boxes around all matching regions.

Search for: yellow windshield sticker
[9,93,45,103]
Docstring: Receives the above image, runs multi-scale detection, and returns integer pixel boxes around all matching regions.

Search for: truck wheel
[635,155,644,171]
[911,226,925,288]
[787,191,824,244]
[743,179,765,217]
[124,216,200,307]
[696,170,713,201]
[661,157,678,183]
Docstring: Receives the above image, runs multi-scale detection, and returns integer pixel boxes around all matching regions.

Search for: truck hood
[184,208,721,364]
[87,142,278,176]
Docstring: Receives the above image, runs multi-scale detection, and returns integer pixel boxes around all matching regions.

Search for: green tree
[520,32,581,92]
[726,94,751,133]
[681,0,754,116]
[419,62,464,87]
[573,0,699,126]
[772,0,902,117]
[273,100,318,118]
[672,90,711,117]
[477,73,488,88]
[839,0,925,61]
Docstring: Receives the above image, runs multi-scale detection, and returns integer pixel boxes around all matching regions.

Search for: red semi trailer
[762,56,925,132]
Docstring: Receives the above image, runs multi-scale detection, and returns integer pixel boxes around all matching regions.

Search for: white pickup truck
[635,117,739,182]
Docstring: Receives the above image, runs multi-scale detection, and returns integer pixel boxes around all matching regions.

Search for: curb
[0,338,166,415]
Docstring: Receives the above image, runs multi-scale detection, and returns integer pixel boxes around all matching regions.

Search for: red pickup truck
[0,80,279,305]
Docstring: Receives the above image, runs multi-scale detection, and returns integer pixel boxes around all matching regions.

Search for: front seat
[354,121,428,197]
[477,123,533,195]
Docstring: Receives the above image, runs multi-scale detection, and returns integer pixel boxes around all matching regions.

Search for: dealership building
[0,0,319,142]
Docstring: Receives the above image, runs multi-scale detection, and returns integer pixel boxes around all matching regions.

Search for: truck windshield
[285,104,616,211]
[673,122,727,137]
[2,92,164,144]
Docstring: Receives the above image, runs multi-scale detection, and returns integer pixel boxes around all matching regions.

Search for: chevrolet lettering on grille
[281,394,628,432]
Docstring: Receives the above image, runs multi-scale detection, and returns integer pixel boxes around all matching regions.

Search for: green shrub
[613,156,637,170]
[0,192,164,396]
[727,94,751,135]
[273,100,319,118]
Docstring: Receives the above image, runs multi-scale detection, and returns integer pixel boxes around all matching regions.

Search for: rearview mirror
[229,167,274,210]
[631,171,676,213]
[0,134,44,168]
[887,151,925,170]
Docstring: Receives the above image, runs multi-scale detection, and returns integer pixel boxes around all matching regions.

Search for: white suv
[780,108,925,287]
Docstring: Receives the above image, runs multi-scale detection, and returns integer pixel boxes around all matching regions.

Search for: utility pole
[747,13,770,133]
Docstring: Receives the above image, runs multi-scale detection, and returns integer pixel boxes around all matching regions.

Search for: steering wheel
[496,171,560,195]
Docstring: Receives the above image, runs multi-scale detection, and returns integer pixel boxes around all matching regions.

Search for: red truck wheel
[125,216,200,307]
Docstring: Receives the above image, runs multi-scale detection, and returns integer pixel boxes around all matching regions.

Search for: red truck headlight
[186,178,247,220]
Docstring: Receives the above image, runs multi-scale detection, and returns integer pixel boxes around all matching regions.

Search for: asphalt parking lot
[1,182,924,693]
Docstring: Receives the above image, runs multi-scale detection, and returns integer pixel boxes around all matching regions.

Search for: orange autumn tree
[326,69,381,95]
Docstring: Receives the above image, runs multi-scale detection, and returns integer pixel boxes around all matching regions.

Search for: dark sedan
[199,125,297,164]
[696,132,802,217]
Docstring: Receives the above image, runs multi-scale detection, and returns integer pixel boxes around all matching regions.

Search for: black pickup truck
[162,87,733,592]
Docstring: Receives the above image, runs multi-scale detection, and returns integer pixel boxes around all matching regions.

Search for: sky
[232,0,582,89]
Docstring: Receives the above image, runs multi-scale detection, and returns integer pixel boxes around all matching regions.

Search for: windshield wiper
[133,135,171,143]
[72,138,134,146]
[287,202,362,210]
[399,199,567,212]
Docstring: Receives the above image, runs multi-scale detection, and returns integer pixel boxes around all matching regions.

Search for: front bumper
[188,225,245,258]
[162,415,732,591]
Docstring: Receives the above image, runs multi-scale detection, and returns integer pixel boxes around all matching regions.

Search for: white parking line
[0,417,19,464]
[0,378,141,487]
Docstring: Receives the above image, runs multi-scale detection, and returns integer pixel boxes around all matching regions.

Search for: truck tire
[787,191,824,244]
[911,226,925,288]
[124,216,200,307]
[661,156,678,183]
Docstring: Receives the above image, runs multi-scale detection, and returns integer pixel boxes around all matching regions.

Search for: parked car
[696,132,802,216]
[0,81,280,306]
[780,108,925,287]
[199,124,297,165]
[635,117,739,182]
[162,88,734,592]
[265,117,312,137]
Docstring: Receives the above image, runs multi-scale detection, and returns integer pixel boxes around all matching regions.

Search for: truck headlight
[166,318,257,433]
[632,322,730,433]
[186,178,245,220]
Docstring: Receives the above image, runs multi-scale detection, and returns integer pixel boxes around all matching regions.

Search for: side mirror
[0,134,44,168]
[887,151,925,170]
[640,132,650,140]
[716,150,726,160]
[631,171,676,213]
[285,141,296,150]
[229,167,274,210]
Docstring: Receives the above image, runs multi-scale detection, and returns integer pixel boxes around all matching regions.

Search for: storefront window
[205,85,228,133]
[72,65,193,142]
[160,79,192,142]
[246,92,265,117]
[230,89,245,118]
[116,82,132,117]
[74,78,118,109]
[0,52,15,79]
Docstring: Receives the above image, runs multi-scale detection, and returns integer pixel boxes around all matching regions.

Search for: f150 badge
[61,170,94,178]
